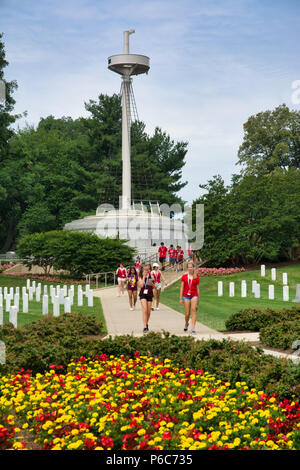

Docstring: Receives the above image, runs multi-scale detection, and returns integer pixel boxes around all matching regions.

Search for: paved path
[93,285,299,363]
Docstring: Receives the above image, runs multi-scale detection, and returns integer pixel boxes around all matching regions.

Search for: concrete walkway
[93,285,299,363]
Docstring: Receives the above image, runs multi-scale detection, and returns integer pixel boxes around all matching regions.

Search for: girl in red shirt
[116,262,127,296]
[179,262,199,334]
[151,263,168,310]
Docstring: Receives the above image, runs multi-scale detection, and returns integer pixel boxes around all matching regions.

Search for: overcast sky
[1,0,300,203]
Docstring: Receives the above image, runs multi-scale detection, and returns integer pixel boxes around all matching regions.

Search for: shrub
[17,230,136,277]
[0,313,104,375]
[0,321,299,400]
[260,321,300,350]
[196,267,246,276]
[225,307,300,331]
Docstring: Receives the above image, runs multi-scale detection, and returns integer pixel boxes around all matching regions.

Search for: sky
[1,0,300,204]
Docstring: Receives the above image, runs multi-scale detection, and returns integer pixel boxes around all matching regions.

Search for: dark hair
[129,266,137,275]
[160,242,164,245]
[139,263,151,278]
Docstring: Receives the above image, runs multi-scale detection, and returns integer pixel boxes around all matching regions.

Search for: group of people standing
[158,242,185,271]
[116,253,200,335]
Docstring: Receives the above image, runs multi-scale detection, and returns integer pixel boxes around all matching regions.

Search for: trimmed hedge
[260,320,300,351]
[225,307,300,332]
[0,315,299,400]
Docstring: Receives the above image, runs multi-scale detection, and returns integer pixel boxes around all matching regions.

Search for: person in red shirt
[158,242,167,271]
[176,246,185,272]
[116,262,127,296]
[179,262,199,334]
[168,244,176,271]
[151,263,168,310]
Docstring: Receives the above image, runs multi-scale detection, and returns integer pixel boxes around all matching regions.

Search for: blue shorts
[183,296,198,301]
[169,258,175,264]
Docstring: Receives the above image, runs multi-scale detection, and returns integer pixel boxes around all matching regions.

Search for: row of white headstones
[0,280,94,328]
[217,266,291,300]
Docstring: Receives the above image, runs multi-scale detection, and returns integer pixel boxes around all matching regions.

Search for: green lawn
[160,264,300,331]
[0,274,107,332]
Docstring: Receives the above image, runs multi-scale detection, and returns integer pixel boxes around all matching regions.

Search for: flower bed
[0,354,299,450]
[196,267,245,277]
[0,263,15,273]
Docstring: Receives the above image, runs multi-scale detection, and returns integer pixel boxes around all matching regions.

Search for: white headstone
[241,280,247,298]
[22,293,28,313]
[268,285,274,300]
[9,287,13,297]
[251,280,257,293]
[32,280,36,292]
[217,281,223,296]
[16,286,20,295]
[53,296,60,317]
[261,265,265,277]
[5,294,12,312]
[64,297,71,313]
[28,287,34,301]
[292,284,300,303]
[283,285,289,302]
[14,293,19,312]
[22,286,27,297]
[87,290,94,307]
[0,302,3,325]
[229,282,235,297]
[4,287,7,298]
[44,284,48,295]
[9,305,18,328]
[271,268,276,281]
[85,284,90,293]
[254,283,260,298]
[282,273,288,285]
[36,287,41,302]
[78,286,83,306]
[26,279,30,289]
[42,294,48,315]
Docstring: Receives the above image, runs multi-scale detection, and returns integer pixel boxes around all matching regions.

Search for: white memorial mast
[64,30,187,254]
[108,29,150,210]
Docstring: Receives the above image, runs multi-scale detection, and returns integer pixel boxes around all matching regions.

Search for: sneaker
[184,324,188,332]
[151,307,154,311]
[143,328,148,334]
[156,307,159,310]
[191,330,196,335]
[130,307,133,311]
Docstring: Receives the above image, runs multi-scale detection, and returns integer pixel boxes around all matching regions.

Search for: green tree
[0,32,19,162]
[237,104,300,176]
[17,230,136,277]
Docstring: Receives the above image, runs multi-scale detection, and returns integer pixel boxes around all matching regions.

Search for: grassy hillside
[160,264,300,331]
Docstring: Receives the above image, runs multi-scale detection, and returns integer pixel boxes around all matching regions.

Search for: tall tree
[237,104,300,176]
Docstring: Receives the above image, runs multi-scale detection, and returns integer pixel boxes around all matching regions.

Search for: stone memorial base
[64,207,188,254]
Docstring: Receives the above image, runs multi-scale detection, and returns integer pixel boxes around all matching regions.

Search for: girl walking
[116,262,127,296]
[179,262,200,334]
[138,263,154,333]
[151,263,168,310]
[127,266,138,310]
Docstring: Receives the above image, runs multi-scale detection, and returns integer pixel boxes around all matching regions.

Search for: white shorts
[118,277,126,283]
[155,282,162,290]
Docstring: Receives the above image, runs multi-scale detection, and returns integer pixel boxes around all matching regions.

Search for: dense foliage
[260,321,300,351]
[16,230,136,276]
[225,307,300,332]
[0,91,188,251]
[0,316,299,400]
[193,166,300,267]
